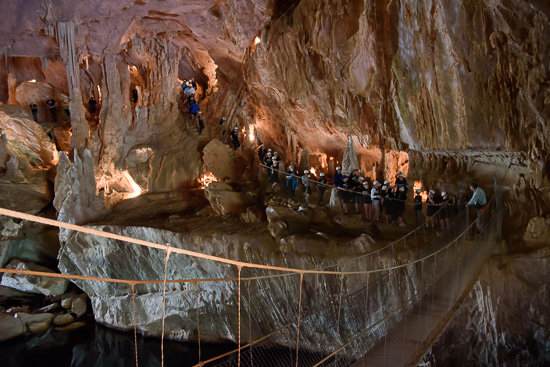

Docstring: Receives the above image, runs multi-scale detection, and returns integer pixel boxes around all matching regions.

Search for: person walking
[466,182,487,234]
[286,166,299,199]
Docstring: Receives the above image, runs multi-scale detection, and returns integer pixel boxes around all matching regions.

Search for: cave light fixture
[122,170,143,198]
[249,126,255,143]
[310,167,317,176]
[29,79,37,83]
[198,170,219,189]
[97,85,102,103]
[254,36,261,46]
[414,180,428,201]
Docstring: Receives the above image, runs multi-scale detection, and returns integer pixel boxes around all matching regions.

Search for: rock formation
[0,0,549,363]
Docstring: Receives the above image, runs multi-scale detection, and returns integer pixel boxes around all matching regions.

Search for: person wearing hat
[272,152,281,164]
[339,175,353,214]
[384,185,397,224]
[439,191,452,229]
[370,181,382,222]
[302,170,312,204]
[395,185,407,227]
[334,166,343,188]
[230,126,241,150]
[258,144,267,162]
[353,176,365,214]
[286,166,299,199]
[317,172,327,205]
[396,173,409,192]
[362,180,372,221]
[413,189,423,227]
[264,151,273,168]
[268,160,280,192]
[426,189,438,228]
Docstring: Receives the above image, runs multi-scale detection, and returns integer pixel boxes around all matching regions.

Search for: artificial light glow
[29,79,37,83]
[97,85,102,103]
[249,126,255,143]
[254,36,261,45]
[122,170,142,198]
[310,167,316,175]
[329,157,334,160]
[414,180,428,201]
[198,171,219,188]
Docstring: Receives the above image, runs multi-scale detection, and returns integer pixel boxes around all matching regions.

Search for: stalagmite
[342,136,359,175]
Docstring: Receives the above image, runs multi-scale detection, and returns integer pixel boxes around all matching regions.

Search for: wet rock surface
[1,259,69,296]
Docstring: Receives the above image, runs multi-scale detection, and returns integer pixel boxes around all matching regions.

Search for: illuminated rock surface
[0,0,548,363]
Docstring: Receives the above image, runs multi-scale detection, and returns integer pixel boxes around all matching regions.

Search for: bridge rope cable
[0,170,506,367]
[0,204,479,367]
[0,207,464,276]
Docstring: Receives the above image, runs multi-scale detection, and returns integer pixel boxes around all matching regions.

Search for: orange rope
[161,244,172,367]
[131,283,139,367]
[295,272,304,367]
[195,281,201,363]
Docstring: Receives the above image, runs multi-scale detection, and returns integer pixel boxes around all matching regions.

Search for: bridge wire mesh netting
[0,181,501,367]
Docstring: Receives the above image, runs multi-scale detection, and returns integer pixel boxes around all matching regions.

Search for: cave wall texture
[0,0,549,363]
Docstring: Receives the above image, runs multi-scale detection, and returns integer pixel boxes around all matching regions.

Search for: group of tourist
[181,79,205,135]
[256,149,488,230]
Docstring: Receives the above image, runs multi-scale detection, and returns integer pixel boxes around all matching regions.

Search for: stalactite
[56,21,89,152]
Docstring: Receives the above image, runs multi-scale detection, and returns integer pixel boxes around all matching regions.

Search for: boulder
[240,206,264,223]
[204,181,248,215]
[61,295,74,309]
[523,217,550,247]
[202,139,247,182]
[71,295,88,318]
[54,321,85,331]
[0,217,61,268]
[15,312,54,326]
[266,206,309,239]
[53,313,75,326]
[0,105,56,214]
[0,259,69,296]
[0,314,26,342]
[28,321,50,334]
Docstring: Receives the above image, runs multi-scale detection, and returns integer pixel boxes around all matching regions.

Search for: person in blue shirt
[334,167,343,187]
[286,166,298,199]
[467,182,487,233]
[186,100,200,125]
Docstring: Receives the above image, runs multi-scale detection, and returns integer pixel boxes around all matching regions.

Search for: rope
[161,243,172,367]
[238,266,242,367]
[195,282,201,363]
[0,208,463,276]
[131,283,139,367]
[295,272,304,367]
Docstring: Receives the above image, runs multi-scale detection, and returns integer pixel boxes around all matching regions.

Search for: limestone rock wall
[424,249,550,366]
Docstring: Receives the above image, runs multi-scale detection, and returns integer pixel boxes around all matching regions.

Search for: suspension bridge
[0,177,503,367]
